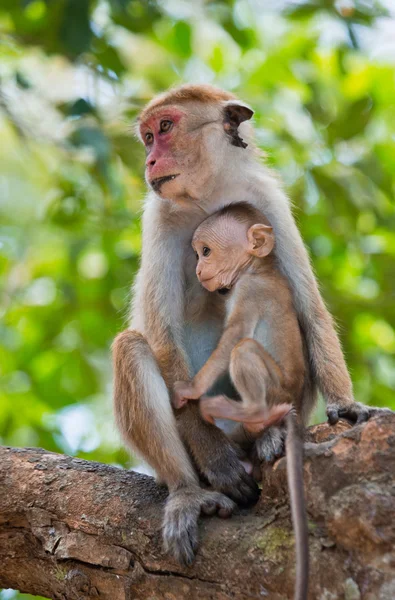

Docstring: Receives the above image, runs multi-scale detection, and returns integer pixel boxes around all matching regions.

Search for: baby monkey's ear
[247,224,274,258]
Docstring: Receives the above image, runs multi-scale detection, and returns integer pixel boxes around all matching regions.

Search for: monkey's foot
[163,486,235,565]
[327,400,394,426]
[254,425,286,463]
[200,441,260,506]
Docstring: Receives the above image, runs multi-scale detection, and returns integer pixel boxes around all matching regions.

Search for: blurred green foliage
[0,1,394,596]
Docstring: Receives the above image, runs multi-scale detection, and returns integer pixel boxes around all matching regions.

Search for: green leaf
[173,21,192,58]
[91,36,127,77]
[62,98,96,117]
[69,127,111,163]
[60,0,92,58]
[15,71,31,89]
[327,96,374,142]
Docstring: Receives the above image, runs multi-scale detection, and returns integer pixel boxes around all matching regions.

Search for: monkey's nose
[146,157,156,167]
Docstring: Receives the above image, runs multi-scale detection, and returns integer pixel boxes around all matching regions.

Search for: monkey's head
[137,84,254,202]
[192,203,274,292]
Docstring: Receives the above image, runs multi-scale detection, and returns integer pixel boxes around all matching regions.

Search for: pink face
[139,108,185,194]
[193,218,252,292]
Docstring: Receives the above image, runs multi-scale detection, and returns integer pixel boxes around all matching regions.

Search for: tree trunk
[1,414,395,600]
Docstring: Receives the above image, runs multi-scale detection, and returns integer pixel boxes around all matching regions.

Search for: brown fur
[113,330,195,488]
[139,84,236,123]
[113,83,378,568]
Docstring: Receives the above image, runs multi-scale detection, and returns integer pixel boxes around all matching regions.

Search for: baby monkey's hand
[173,380,202,409]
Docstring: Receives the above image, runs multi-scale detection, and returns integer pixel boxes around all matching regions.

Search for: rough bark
[1,414,395,600]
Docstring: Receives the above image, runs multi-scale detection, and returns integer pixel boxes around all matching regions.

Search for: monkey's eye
[202,247,211,257]
[160,120,173,133]
[145,132,153,144]
[195,252,199,260]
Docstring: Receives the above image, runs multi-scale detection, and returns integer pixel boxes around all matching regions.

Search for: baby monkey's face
[193,237,246,292]
[192,214,274,292]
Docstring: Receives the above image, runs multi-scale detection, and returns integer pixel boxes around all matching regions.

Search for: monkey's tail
[286,412,309,600]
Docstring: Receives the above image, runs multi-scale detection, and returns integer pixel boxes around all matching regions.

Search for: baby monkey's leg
[199,394,291,431]
[200,338,291,432]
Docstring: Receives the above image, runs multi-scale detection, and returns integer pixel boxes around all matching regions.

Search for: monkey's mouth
[150,174,179,192]
[201,278,231,295]
[200,277,216,289]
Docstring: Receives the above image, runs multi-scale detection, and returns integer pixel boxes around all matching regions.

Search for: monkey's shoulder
[236,269,293,310]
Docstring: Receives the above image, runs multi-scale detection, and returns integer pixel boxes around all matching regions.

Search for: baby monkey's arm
[173,310,252,409]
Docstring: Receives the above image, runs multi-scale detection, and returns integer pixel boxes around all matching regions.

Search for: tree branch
[1,415,395,599]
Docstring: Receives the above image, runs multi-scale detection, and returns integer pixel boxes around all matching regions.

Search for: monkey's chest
[182,320,221,376]
[182,274,226,374]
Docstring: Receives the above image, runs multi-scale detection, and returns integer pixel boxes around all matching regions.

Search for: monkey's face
[139,106,220,201]
[193,217,251,292]
[138,94,254,203]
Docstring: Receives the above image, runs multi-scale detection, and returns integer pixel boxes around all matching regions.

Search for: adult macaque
[113,84,383,565]
[173,204,309,599]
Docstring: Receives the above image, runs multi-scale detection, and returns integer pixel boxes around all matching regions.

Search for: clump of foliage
[0,0,394,515]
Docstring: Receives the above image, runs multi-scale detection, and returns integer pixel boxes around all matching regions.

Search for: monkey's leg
[113,330,235,565]
[228,338,288,463]
[229,338,283,403]
[199,393,291,475]
[200,394,291,432]
[177,402,260,506]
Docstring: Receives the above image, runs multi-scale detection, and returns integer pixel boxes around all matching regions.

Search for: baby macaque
[173,202,309,600]
[173,202,305,433]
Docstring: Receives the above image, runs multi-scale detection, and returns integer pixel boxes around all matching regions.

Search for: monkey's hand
[173,380,202,409]
[326,400,393,426]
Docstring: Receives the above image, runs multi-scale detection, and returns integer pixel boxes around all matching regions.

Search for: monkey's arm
[134,199,192,386]
[174,296,255,407]
[173,324,243,408]
[173,323,244,409]
[198,323,247,388]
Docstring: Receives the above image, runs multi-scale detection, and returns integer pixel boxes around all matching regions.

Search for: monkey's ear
[223,101,254,125]
[222,101,254,149]
[247,224,274,258]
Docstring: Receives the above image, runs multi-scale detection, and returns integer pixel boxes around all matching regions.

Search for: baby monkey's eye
[202,247,211,257]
